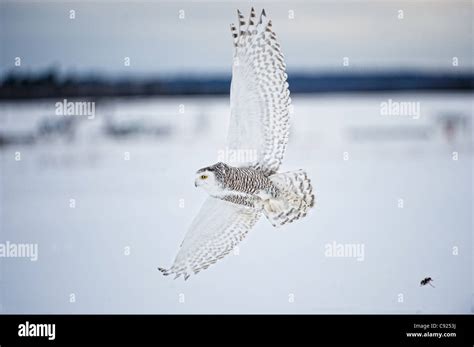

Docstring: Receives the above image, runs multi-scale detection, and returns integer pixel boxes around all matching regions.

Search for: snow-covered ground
[0,93,472,313]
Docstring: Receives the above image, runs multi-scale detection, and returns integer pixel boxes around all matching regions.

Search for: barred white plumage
[158,8,315,280]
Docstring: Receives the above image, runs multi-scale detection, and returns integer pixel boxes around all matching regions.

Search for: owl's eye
[200,175,208,180]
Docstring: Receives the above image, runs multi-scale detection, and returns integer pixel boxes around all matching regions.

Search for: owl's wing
[158,197,261,280]
[227,8,291,175]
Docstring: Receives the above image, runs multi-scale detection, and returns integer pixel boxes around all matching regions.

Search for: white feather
[158,197,261,279]
[227,8,291,174]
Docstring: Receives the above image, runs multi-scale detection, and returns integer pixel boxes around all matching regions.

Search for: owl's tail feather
[263,170,315,227]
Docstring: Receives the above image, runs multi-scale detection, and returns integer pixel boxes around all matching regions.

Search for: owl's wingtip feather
[158,267,170,276]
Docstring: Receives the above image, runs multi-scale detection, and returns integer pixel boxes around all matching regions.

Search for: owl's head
[194,162,228,194]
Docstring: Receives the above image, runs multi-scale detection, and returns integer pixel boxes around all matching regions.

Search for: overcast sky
[0,0,472,78]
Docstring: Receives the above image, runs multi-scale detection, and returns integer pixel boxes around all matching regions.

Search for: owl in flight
[159,8,315,280]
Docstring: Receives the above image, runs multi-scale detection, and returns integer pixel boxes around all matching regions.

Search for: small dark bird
[420,277,435,287]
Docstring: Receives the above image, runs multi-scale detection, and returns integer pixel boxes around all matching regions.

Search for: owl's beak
[194,179,199,188]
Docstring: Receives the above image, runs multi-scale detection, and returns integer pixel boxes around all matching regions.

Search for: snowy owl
[158,8,315,280]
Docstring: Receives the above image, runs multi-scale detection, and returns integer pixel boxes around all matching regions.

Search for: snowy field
[0,93,472,313]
